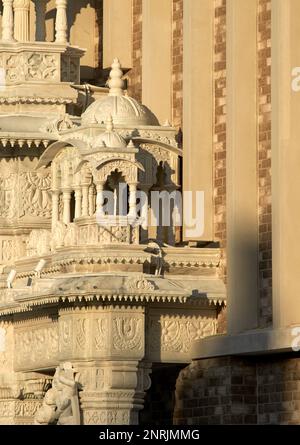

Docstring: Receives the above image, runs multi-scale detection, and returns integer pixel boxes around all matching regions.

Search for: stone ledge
[191,327,299,359]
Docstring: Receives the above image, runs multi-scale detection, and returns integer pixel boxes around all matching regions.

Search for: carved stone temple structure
[0,0,225,425]
[0,0,299,427]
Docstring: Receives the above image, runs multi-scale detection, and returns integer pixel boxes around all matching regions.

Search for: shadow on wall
[45,0,103,81]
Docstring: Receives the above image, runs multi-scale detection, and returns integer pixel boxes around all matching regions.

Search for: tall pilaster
[182,0,214,241]
[226,0,259,334]
[272,0,300,329]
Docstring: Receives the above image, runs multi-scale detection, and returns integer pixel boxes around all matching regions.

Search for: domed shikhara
[82,58,160,127]
[93,115,127,149]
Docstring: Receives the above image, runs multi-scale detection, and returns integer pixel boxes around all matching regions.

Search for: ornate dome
[93,115,127,149]
[82,59,159,127]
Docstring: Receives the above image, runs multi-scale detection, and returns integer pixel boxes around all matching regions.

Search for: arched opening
[104,169,129,216]
[70,191,76,222]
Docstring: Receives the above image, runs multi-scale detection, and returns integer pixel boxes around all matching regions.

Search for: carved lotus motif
[126,275,155,292]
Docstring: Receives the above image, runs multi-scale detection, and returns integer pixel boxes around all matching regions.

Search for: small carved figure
[35,362,81,425]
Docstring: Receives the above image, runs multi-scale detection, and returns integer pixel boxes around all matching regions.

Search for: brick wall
[258,0,272,328]
[172,0,183,130]
[174,357,257,425]
[127,0,143,102]
[174,355,300,425]
[214,0,227,281]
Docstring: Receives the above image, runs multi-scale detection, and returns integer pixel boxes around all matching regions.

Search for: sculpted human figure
[35,362,80,425]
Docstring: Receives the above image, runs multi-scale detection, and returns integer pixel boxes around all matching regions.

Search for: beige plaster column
[182,0,214,242]
[55,0,68,43]
[272,0,300,328]
[142,0,172,124]
[103,0,132,70]
[13,0,30,42]
[226,0,259,334]
[33,0,47,41]
[62,189,71,224]
[52,190,60,227]
[2,0,15,42]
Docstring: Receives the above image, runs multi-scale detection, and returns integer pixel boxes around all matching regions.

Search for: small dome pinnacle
[108,58,125,97]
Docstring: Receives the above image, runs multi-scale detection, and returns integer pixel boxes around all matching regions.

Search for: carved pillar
[81,185,89,217]
[79,361,152,425]
[52,190,60,227]
[74,187,82,219]
[58,305,151,425]
[89,186,95,216]
[2,0,15,42]
[13,0,30,42]
[62,189,71,224]
[128,183,137,218]
[55,0,68,44]
[96,183,105,216]
[33,0,47,41]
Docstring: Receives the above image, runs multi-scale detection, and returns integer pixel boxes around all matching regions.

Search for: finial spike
[108,58,125,97]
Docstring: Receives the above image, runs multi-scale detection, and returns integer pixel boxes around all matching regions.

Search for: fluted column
[33,0,47,41]
[52,190,60,227]
[2,0,15,42]
[62,189,71,224]
[55,0,68,43]
[13,0,30,42]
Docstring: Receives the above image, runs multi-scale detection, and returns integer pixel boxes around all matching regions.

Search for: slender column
[62,189,71,224]
[55,0,68,43]
[13,0,30,42]
[96,183,105,216]
[33,0,47,41]
[74,187,82,219]
[2,0,15,42]
[81,185,89,217]
[89,186,95,216]
[128,184,137,218]
[52,190,60,227]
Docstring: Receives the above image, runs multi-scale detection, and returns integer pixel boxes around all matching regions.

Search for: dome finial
[106,114,114,132]
[108,58,124,97]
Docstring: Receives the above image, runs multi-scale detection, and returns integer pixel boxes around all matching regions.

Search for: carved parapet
[0,42,84,112]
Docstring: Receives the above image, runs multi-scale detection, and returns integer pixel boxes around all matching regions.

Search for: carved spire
[108,58,125,97]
